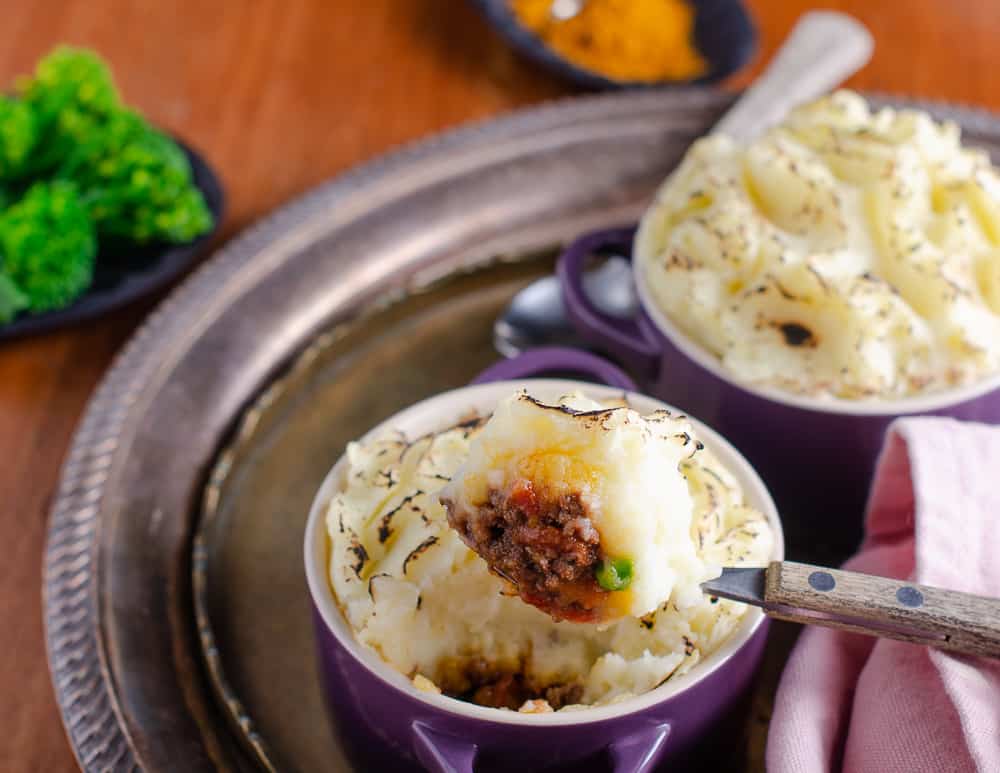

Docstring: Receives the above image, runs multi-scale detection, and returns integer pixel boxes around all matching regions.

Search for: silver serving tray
[44,90,1000,772]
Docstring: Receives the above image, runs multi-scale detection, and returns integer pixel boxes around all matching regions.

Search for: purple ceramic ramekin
[558,226,1000,553]
[304,351,784,772]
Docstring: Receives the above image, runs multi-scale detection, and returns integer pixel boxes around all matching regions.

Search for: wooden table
[3,1,999,769]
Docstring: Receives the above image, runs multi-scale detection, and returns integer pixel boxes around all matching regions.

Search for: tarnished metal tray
[43,90,1000,772]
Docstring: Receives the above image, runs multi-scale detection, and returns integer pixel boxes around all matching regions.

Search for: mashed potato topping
[325,392,773,711]
[636,90,1000,399]
[440,392,707,623]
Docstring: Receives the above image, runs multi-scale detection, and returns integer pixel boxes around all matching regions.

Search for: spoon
[704,561,1000,659]
[493,11,874,357]
[493,255,634,357]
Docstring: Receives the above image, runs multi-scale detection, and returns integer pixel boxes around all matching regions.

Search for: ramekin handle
[557,226,660,379]
[471,346,638,391]
[411,721,477,773]
[608,722,672,773]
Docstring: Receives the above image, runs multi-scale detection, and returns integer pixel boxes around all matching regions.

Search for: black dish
[471,0,757,89]
[0,138,225,341]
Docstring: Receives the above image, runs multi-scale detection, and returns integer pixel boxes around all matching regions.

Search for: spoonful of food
[440,390,1000,658]
[439,389,710,624]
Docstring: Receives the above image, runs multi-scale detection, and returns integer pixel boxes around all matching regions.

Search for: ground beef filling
[437,658,585,711]
[468,674,584,711]
[446,478,607,622]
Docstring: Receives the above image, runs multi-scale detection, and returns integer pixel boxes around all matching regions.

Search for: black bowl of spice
[472,0,756,89]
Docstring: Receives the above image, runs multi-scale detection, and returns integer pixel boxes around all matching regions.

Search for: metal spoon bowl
[493,255,635,357]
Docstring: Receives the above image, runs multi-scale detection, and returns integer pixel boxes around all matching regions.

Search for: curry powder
[511,0,706,83]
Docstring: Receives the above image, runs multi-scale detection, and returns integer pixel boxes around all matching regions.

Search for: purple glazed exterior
[312,606,769,772]
[559,226,1000,553]
[471,346,639,391]
[305,370,783,772]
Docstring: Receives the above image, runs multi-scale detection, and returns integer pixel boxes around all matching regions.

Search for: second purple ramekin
[559,226,1000,553]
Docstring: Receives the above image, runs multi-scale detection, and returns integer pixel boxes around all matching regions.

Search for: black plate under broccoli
[0,138,223,341]
[0,47,225,339]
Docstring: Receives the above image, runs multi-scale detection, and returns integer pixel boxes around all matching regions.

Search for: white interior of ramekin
[632,219,1000,416]
[304,379,785,726]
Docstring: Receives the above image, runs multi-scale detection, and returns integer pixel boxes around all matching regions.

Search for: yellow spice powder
[510,0,706,82]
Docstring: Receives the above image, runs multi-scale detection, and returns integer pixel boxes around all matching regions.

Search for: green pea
[596,557,633,591]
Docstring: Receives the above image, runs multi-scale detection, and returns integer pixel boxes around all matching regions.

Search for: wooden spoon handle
[764,560,1000,659]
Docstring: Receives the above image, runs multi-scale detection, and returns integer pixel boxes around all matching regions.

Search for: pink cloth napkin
[766,417,1000,773]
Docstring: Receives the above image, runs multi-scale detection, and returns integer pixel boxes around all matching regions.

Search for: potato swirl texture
[637,90,1000,399]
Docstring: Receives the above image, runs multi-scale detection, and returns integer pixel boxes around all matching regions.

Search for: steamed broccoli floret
[59,109,213,244]
[0,96,38,181]
[15,47,122,178]
[6,47,213,246]
[0,181,96,313]
[0,47,215,324]
[19,46,121,117]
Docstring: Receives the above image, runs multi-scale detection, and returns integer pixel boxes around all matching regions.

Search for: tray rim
[42,88,1000,772]
[191,256,534,771]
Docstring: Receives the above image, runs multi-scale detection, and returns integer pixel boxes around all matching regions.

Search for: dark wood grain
[2,1,1000,769]
[765,561,1000,659]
